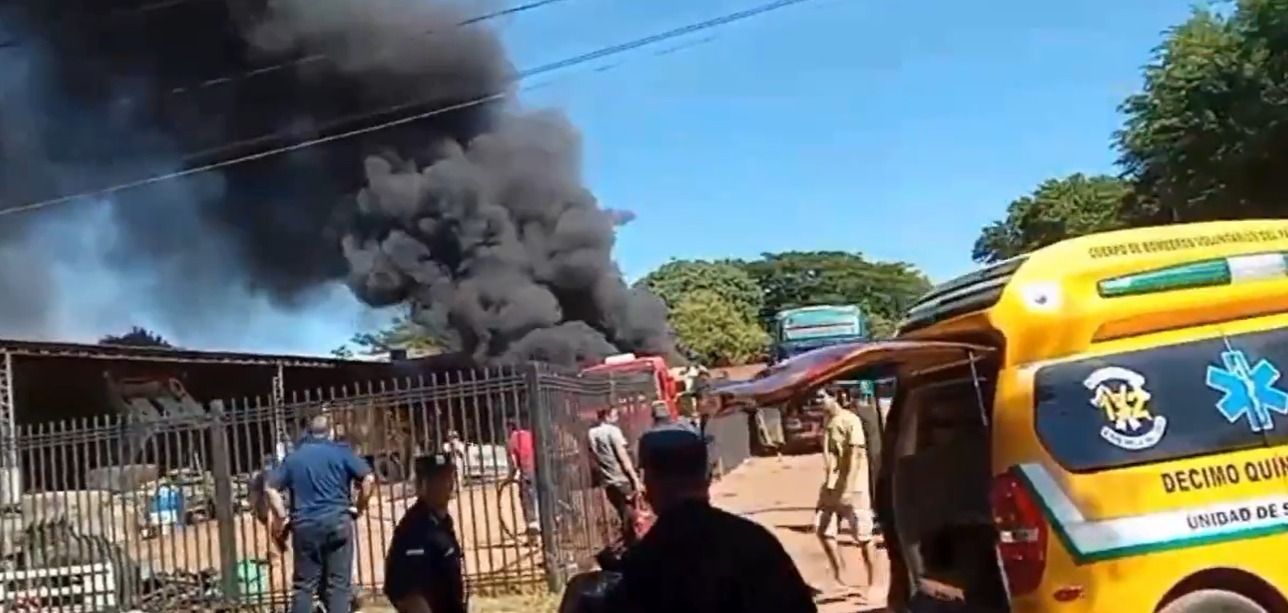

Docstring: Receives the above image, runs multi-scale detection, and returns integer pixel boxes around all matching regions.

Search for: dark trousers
[604,483,638,546]
[517,473,539,528]
[289,514,354,613]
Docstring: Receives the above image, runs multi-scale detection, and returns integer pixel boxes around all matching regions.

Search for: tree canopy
[1115,2,1288,224]
[973,1,1288,258]
[971,174,1130,264]
[331,311,445,359]
[636,259,763,322]
[633,251,928,364]
[667,289,769,367]
[737,251,930,337]
[99,326,175,348]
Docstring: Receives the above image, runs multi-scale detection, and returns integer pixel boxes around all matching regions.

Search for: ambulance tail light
[991,472,1047,597]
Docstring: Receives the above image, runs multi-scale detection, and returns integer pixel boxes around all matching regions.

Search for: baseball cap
[638,422,708,476]
[414,452,455,478]
[650,401,670,420]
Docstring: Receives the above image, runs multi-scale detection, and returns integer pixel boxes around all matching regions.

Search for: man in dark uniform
[384,453,466,613]
[603,422,817,613]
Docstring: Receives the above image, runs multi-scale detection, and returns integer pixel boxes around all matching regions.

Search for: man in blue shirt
[265,412,375,613]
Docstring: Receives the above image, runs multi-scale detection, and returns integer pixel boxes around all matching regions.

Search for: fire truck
[580,353,681,420]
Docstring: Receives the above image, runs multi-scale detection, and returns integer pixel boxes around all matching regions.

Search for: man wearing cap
[265,413,374,613]
[604,422,816,613]
[384,453,466,613]
[649,401,673,428]
[814,386,877,597]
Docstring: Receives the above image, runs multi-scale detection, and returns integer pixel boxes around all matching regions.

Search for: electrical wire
[0,0,819,219]
[0,0,569,71]
[176,34,720,166]
[165,0,572,96]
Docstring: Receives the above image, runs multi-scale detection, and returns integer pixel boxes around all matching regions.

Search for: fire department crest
[1084,366,1167,450]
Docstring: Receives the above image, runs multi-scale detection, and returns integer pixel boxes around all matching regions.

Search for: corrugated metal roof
[0,338,355,367]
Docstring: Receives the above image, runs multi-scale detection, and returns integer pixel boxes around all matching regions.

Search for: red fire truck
[580,353,681,418]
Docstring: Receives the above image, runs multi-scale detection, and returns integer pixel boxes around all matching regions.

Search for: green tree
[331,310,446,358]
[971,174,1130,264]
[737,251,931,333]
[1116,2,1288,223]
[668,289,769,366]
[99,326,175,348]
[635,259,763,322]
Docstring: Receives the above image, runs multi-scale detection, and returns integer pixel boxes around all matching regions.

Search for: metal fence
[0,362,660,611]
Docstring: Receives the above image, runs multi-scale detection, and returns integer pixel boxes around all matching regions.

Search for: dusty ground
[710,454,889,613]
[128,478,547,600]
[362,453,886,613]
[125,454,882,611]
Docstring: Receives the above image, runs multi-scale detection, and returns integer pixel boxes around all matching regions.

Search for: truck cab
[757,305,872,453]
[771,304,869,363]
[580,353,680,418]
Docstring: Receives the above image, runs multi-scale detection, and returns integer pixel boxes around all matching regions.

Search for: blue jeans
[289,514,354,613]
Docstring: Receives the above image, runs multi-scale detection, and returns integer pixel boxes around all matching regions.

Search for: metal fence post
[0,351,16,471]
[524,363,564,593]
[271,363,288,460]
[207,400,241,603]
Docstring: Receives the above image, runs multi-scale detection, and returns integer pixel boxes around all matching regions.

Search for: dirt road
[711,453,889,613]
[364,453,886,613]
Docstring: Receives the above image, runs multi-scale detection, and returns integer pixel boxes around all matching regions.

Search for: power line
[2,0,814,218]
[0,0,817,219]
[177,35,722,166]
[174,0,799,163]
[0,0,568,81]
[167,0,570,96]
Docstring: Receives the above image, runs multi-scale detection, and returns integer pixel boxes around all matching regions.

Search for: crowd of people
[254,390,889,613]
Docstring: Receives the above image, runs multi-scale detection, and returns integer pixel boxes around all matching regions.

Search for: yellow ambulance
[714,220,1288,612]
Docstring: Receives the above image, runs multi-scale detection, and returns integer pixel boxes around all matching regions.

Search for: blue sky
[44,0,1201,355]
[283,0,1197,355]
[510,0,1194,283]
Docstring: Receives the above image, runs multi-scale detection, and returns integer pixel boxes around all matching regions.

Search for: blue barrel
[150,485,184,526]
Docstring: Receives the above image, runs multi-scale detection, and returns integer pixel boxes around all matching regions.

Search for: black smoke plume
[0,0,674,364]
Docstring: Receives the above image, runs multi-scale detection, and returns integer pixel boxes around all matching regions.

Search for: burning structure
[0,0,676,364]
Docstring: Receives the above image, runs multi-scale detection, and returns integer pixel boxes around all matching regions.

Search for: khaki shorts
[815,459,873,541]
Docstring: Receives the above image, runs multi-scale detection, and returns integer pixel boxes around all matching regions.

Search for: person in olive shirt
[384,453,466,613]
[813,386,877,596]
[604,422,816,613]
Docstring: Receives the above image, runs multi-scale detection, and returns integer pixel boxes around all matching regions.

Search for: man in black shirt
[383,453,466,613]
[605,423,817,613]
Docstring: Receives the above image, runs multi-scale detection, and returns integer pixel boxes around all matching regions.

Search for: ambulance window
[1033,332,1276,473]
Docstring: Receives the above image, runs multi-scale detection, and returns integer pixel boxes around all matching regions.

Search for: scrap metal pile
[0,465,278,612]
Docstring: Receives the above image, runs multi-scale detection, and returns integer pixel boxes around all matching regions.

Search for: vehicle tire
[373,456,405,483]
[1159,589,1268,613]
[495,479,521,541]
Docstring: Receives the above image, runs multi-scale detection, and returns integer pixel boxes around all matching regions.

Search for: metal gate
[0,362,659,609]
